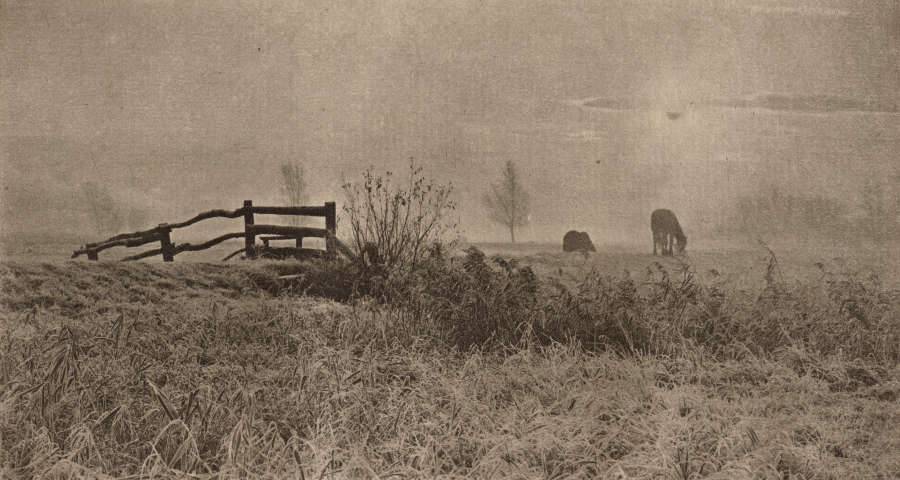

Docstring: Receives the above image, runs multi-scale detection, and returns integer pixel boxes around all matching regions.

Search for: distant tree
[860,177,897,239]
[125,205,150,231]
[81,182,123,235]
[482,160,531,243]
[280,162,307,225]
[727,186,851,238]
[891,168,900,227]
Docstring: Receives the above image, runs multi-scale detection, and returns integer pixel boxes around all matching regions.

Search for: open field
[2,244,900,479]
[5,0,899,478]
[8,234,900,291]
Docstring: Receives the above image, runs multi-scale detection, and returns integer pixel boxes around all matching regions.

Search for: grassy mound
[1,255,899,478]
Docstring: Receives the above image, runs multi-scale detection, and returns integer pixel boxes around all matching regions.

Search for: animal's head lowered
[675,235,687,254]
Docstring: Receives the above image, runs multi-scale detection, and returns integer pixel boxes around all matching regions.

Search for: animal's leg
[653,232,657,255]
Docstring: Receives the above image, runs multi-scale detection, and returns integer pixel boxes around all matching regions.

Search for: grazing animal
[563,230,596,253]
[651,209,686,256]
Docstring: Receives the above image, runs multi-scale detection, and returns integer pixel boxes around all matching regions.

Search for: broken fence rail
[72,200,337,262]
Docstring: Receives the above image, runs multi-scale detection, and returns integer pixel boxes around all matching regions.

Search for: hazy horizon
[2,0,898,247]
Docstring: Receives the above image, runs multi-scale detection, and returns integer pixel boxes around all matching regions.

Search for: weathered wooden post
[324,202,336,255]
[87,246,98,261]
[158,224,175,262]
[243,200,256,259]
[295,236,303,249]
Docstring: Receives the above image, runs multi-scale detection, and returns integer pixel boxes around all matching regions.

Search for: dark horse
[651,209,686,256]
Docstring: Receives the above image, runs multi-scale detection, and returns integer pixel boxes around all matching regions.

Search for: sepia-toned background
[2,0,898,247]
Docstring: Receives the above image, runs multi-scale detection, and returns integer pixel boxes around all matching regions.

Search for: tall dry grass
[1,251,899,478]
[343,245,900,364]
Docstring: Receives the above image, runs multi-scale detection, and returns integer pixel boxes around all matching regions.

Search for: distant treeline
[717,181,900,240]
[81,182,151,235]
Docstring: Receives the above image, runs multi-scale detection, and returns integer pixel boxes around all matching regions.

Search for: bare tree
[860,176,900,240]
[125,205,150,231]
[483,160,530,243]
[280,162,307,225]
[81,182,123,235]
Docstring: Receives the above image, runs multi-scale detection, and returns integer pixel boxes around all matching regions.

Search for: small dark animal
[563,231,596,253]
[651,209,686,256]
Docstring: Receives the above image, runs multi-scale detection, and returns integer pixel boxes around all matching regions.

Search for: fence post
[324,202,336,255]
[86,246,98,261]
[243,200,255,259]
[295,237,303,249]
[158,224,175,262]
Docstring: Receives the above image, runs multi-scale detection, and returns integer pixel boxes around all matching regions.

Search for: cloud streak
[709,93,898,114]
[746,5,853,18]
[576,93,898,114]
[576,98,655,111]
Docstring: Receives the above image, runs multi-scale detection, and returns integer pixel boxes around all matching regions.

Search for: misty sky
[2,0,898,243]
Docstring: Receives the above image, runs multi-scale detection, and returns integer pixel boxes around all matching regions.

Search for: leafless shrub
[341,160,457,274]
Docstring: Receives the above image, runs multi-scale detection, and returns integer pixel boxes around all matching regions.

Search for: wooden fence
[72,200,336,262]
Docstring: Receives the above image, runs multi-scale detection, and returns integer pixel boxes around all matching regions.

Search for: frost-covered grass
[1,249,898,479]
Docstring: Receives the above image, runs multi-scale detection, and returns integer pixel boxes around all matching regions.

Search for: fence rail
[72,200,337,262]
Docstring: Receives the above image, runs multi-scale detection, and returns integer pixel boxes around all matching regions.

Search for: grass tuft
[1,249,899,478]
